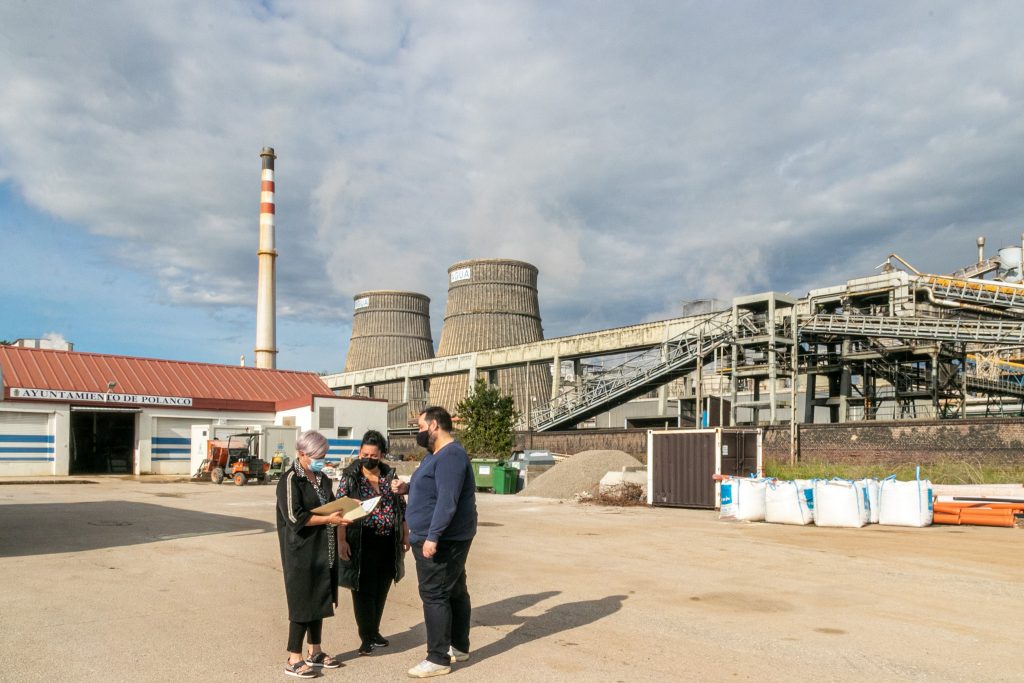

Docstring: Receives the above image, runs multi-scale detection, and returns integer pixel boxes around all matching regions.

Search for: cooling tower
[431,259,551,419]
[343,291,434,423]
[344,291,434,371]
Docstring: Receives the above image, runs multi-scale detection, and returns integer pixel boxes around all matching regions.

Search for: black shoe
[358,642,374,656]
[371,635,390,648]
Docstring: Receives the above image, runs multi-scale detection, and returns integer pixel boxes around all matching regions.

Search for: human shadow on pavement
[0,501,273,557]
[376,591,559,658]
[377,591,627,665]
[466,593,628,665]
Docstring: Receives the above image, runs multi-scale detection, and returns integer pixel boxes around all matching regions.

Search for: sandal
[305,651,342,669]
[285,660,317,678]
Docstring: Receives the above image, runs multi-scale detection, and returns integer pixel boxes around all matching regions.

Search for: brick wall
[515,429,648,460]
[764,418,1024,466]
[391,419,1024,466]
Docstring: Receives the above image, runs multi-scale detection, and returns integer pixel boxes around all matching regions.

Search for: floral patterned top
[337,471,406,537]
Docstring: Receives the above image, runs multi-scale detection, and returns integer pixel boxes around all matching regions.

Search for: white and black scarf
[294,460,336,568]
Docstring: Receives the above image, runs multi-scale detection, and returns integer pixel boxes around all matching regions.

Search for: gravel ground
[520,450,642,499]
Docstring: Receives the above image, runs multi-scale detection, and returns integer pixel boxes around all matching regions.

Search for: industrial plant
[6,145,1024,478]
[325,236,1024,449]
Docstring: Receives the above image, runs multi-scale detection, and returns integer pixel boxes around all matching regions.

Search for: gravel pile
[520,450,642,499]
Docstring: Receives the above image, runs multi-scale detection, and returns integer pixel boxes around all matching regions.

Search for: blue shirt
[406,440,478,543]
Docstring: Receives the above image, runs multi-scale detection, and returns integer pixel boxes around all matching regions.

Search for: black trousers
[287,619,322,653]
[351,531,397,645]
[412,538,473,666]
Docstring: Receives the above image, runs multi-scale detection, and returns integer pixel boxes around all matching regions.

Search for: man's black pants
[412,538,473,666]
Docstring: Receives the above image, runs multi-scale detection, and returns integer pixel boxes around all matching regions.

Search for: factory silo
[343,291,434,426]
[431,259,551,418]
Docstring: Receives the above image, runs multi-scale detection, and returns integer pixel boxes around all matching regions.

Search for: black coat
[336,460,406,592]
[276,468,339,622]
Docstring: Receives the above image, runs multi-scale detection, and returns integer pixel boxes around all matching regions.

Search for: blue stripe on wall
[152,448,190,455]
[0,434,55,443]
[0,457,55,462]
[0,446,55,454]
[152,437,191,445]
[151,456,190,462]
[328,439,361,446]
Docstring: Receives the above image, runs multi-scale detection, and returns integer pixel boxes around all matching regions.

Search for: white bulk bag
[765,480,813,525]
[857,478,881,523]
[795,479,815,514]
[719,477,767,521]
[812,479,868,528]
[878,478,933,527]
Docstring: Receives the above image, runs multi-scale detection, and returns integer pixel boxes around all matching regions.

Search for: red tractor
[193,433,270,486]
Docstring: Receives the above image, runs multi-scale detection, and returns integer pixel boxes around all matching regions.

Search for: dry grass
[766,459,1024,484]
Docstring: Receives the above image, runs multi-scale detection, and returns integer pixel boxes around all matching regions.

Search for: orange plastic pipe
[958,510,1014,526]
[956,515,1015,528]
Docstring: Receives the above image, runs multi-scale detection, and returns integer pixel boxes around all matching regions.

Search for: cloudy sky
[2,1,1023,373]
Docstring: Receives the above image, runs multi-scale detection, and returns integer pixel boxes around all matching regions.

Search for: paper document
[311,495,381,522]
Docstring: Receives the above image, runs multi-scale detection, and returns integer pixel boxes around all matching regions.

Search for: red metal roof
[0,346,334,412]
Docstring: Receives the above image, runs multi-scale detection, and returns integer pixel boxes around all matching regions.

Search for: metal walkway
[964,374,1024,398]
[921,275,1024,313]
[526,312,733,432]
[799,314,1024,345]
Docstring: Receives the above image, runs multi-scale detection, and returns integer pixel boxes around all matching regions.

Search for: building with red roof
[0,346,386,477]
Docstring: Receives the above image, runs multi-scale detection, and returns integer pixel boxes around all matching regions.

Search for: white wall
[140,409,275,475]
[2,397,385,476]
[0,402,69,476]
[278,397,388,465]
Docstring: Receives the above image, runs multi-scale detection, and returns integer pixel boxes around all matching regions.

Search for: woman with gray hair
[276,430,352,678]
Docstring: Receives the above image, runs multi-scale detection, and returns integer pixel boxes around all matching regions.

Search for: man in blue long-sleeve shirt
[397,406,477,678]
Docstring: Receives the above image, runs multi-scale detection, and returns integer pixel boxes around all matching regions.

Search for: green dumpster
[492,464,518,495]
[470,459,500,491]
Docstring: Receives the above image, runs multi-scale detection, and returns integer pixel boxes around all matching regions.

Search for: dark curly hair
[360,429,389,455]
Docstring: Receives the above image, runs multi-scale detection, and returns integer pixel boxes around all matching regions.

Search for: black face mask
[416,429,432,452]
[359,458,378,471]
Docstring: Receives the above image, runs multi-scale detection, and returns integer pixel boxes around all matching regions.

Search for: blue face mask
[309,458,327,473]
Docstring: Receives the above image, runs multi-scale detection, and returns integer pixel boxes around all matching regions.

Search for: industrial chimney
[254,147,278,369]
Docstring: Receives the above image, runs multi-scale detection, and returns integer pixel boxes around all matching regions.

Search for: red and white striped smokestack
[255,146,278,369]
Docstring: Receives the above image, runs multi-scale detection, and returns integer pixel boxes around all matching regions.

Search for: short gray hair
[296,430,329,458]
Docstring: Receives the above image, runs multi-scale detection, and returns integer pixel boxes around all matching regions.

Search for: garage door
[152,417,209,474]
[0,411,53,471]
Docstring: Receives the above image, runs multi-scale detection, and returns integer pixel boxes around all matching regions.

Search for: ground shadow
[378,590,626,664]
[0,501,274,557]
[379,591,560,657]
[467,593,628,665]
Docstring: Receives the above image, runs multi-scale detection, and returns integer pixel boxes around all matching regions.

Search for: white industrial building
[0,345,387,477]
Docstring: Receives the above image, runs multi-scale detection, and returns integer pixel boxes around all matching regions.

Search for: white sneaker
[407,660,452,678]
[448,647,470,663]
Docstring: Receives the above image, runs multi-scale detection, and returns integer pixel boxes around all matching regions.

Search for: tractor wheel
[211,468,225,485]
[233,472,248,486]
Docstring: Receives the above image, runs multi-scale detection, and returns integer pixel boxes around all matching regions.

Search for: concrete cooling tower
[343,291,434,424]
[430,259,551,419]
